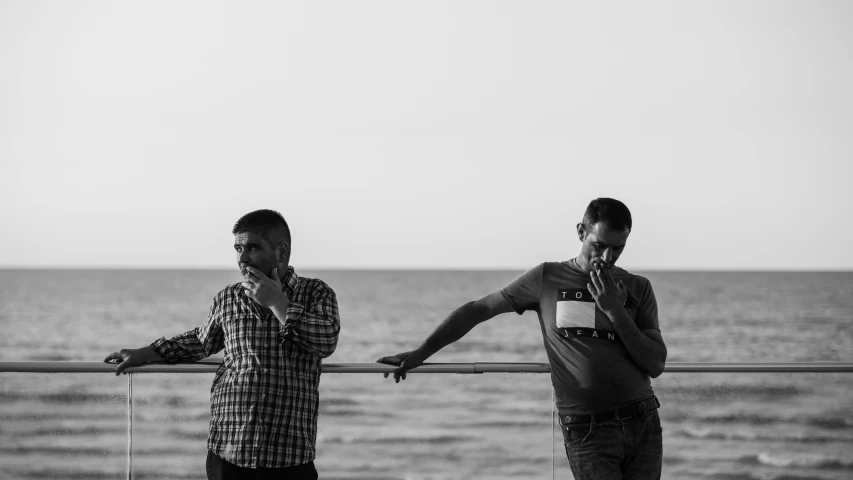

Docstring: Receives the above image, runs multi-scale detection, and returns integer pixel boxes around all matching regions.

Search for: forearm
[271,296,340,358]
[608,309,667,377]
[417,301,488,359]
[269,297,291,327]
[151,327,222,363]
[136,345,165,363]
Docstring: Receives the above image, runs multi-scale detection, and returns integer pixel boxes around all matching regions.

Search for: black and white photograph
[1,1,851,479]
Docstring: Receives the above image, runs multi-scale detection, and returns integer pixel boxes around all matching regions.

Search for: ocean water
[1,269,852,479]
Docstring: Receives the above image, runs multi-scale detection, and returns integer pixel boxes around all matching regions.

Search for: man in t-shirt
[377,197,666,479]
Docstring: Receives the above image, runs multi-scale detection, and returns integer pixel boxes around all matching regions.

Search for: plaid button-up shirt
[150,266,340,468]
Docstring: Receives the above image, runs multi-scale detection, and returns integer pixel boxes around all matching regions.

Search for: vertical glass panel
[554,372,853,480]
[129,373,213,480]
[0,372,127,480]
[317,372,554,479]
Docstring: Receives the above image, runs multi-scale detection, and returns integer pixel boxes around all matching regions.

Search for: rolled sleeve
[149,296,225,363]
[279,289,340,358]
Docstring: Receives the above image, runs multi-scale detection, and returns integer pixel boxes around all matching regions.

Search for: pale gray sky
[1,1,851,270]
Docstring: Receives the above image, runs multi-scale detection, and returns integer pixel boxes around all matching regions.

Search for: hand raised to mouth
[241,266,289,310]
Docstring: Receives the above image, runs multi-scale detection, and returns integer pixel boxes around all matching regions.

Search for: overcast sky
[1,1,851,270]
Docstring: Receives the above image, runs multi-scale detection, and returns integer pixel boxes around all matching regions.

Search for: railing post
[552,387,556,480]
[127,372,133,480]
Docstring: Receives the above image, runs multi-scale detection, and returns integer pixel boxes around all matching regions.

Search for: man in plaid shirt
[104,209,340,480]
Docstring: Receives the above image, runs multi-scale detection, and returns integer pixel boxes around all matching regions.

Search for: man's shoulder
[213,283,245,300]
[541,260,584,277]
[612,266,651,282]
[612,267,654,295]
[295,273,335,296]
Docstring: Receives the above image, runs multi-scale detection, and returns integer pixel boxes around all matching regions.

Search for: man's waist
[559,396,660,425]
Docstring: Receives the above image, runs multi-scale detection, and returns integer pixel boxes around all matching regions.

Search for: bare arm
[588,265,667,377]
[376,291,514,382]
[606,309,667,377]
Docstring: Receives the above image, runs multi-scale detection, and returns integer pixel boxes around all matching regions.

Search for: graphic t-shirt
[500,261,660,415]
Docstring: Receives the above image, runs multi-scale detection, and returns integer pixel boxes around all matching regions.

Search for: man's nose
[239,251,251,264]
[602,249,614,263]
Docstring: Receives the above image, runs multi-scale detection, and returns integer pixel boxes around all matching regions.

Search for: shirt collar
[282,266,298,296]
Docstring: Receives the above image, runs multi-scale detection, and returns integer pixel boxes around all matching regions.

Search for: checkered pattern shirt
[150,266,340,468]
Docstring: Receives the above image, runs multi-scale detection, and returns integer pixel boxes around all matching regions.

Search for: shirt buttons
[261,394,266,399]
[263,368,268,373]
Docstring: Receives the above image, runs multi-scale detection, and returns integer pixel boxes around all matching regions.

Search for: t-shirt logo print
[556,289,595,329]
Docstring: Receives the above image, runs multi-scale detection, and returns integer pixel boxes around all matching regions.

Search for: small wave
[806,417,853,430]
[693,413,853,431]
[464,420,546,429]
[319,398,360,407]
[28,353,73,361]
[0,446,115,456]
[747,452,853,470]
[675,426,752,441]
[166,428,208,440]
[12,469,202,480]
[674,426,852,444]
[317,408,364,417]
[10,470,118,480]
[696,414,778,425]
[656,385,802,401]
[2,412,125,421]
[6,391,123,404]
[16,426,120,437]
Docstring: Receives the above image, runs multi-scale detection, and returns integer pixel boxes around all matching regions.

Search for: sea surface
[1,269,852,480]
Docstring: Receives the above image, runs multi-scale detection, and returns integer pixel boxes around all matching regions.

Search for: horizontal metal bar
[1,361,852,373]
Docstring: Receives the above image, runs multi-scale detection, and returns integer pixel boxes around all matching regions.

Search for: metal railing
[3,361,853,373]
[2,361,852,480]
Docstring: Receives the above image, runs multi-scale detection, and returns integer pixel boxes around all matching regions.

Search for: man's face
[234,232,281,279]
[576,221,630,272]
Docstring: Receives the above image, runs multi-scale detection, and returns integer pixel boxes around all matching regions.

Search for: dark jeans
[560,399,663,480]
[206,450,318,480]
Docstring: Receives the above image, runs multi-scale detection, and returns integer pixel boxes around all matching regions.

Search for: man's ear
[576,222,585,242]
[277,241,291,265]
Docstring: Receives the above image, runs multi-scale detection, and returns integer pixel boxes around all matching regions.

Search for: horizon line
[1,265,852,273]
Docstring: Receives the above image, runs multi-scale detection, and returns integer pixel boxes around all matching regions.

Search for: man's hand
[103,348,152,376]
[587,261,628,319]
[242,266,289,310]
[376,349,426,383]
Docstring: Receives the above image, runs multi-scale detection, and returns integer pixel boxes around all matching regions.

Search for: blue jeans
[560,401,663,480]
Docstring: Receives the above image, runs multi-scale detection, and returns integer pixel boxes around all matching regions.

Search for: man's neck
[569,256,590,274]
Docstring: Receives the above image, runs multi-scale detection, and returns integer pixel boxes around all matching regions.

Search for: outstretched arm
[103,293,226,376]
[376,291,514,382]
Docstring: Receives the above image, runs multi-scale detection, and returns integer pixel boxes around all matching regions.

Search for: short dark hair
[582,198,632,232]
[232,209,291,247]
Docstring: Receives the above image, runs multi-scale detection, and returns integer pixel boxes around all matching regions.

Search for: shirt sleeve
[636,278,660,331]
[278,288,340,358]
[150,294,226,363]
[499,263,544,315]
